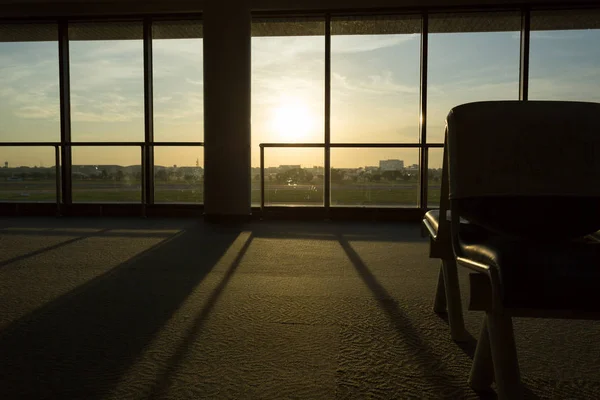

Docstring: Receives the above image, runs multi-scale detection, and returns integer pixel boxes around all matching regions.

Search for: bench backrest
[446,100,600,239]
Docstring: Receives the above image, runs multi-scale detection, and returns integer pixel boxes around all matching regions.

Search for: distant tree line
[274,168,314,184]
[0,170,55,180]
[331,168,420,184]
[155,169,203,183]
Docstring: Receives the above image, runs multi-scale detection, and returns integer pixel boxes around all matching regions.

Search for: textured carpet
[0,217,599,399]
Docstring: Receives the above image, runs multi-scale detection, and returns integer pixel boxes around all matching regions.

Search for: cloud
[153,39,203,60]
[14,105,58,119]
[427,63,519,98]
[252,74,323,108]
[154,90,204,122]
[70,91,143,123]
[155,95,173,104]
[529,31,586,41]
[251,34,416,71]
[426,80,518,120]
[69,40,141,62]
[0,65,37,84]
[252,36,324,69]
[428,79,517,99]
[508,31,586,41]
[0,54,60,122]
[66,42,149,123]
[250,34,418,118]
[332,70,418,96]
[528,70,600,101]
[69,58,143,92]
[331,34,417,54]
[153,41,203,81]
[185,78,203,86]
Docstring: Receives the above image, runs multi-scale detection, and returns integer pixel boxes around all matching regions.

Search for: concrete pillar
[203,1,251,221]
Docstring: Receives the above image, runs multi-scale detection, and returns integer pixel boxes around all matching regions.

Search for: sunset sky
[1,18,600,170]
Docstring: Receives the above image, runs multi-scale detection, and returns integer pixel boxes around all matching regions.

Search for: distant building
[279,164,301,171]
[306,166,324,175]
[379,159,404,171]
[4,162,7,169]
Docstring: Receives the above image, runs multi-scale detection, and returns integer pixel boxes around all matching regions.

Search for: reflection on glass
[0,24,60,142]
[153,20,204,142]
[69,22,144,142]
[251,18,325,171]
[261,148,324,206]
[530,10,600,101]
[331,148,419,207]
[154,146,203,203]
[72,147,140,203]
[427,12,520,143]
[427,148,443,208]
[0,147,57,202]
[331,16,421,143]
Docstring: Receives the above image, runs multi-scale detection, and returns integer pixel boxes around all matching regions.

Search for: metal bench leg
[433,262,447,313]
[469,316,495,391]
[441,258,468,342]
[486,312,523,400]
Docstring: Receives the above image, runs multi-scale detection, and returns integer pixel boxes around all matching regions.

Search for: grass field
[0,179,441,206]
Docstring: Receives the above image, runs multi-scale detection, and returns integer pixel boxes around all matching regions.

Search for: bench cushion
[456,197,600,240]
[459,235,600,311]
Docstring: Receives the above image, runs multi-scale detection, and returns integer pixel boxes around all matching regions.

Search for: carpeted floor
[0,217,599,399]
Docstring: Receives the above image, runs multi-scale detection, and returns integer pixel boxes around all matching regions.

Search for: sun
[270,99,315,142]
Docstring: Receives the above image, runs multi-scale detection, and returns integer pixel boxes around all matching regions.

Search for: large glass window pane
[69,22,144,142]
[154,146,203,203]
[251,164,262,205]
[0,147,57,202]
[427,12,520,143]
[251,18,325,176]
[427,148,443,208]
[331,15,421,143]
[530,9,600,101]
[0,24,60,142]
[263,148,324,206]
[331,148,419,207]
[152,20,204,142]
[72,146,141,202]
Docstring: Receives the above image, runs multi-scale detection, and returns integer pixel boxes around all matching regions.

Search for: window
[331,148,419,207]
[0,146,57,202]
[331,15,421,143]
[251,17,325,206]
[0,24,60,143]
[427,12,520,143]
[154,146,203,203]
[427,148,443,208]
[330,15,421,207]
[529,9,600,101]
[261,147,324,206]
[152,20,204,204]
[69,22,144,142]
[69,22,144,203]
[152,20,204,142]
[0,24,60,203]
[71,146,141,203]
